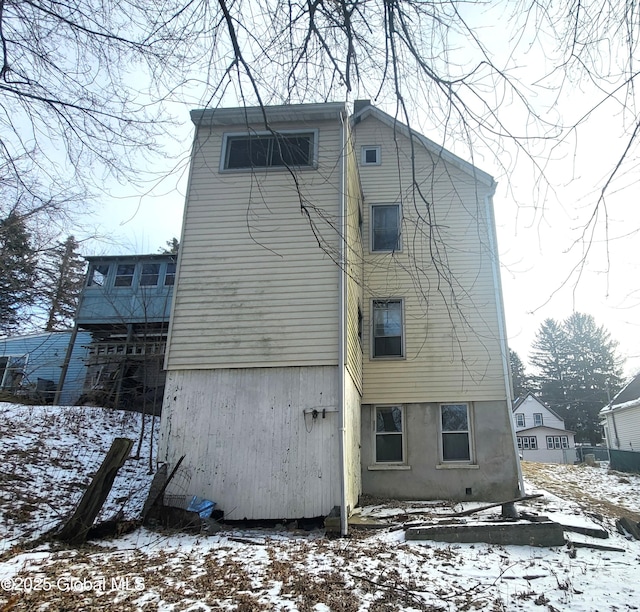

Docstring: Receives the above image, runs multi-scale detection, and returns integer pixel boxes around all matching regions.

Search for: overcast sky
[81,3,640,380]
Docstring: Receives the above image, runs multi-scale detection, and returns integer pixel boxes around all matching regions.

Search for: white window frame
[533,413,543,426]
[439,403,474,463]
[370,203,402,252]
[373,405,406,465]
[518,436,538,450]
[561,436,569,449]
[361,145,381,166]
[515,413,525,427]
[371,298,405,359]
[0,354,28,390]
[220,129,319,172]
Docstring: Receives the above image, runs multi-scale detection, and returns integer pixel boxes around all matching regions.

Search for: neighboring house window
[547,436,569,450]
[114,264,135,287]
[518,436,537,450]
[361,146,381,165]
[87,264,109,287]
[0,355,27,390]
[372,299,404,358]
[533,413,543,426]
[515,413,525,427]
[371,204,401,251]
[140,263,160,286]
[222,132,315,169]
[375,406,404,463]
[441,403,471,461]
[357,304,363,347]
[164,262,176,286]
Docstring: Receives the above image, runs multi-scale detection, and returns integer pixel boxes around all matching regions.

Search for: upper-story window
[361,145,381,165]
[164,262,176,286]
[87,264,109,287]
[372,299,404,358]
[533,413,543,426]
[140,263,160,286]
[371,204,401,252]
[515,413,525,427]
[114,264,135,287]
[222,131,316,170]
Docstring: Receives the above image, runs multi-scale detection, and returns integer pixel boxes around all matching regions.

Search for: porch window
[140,263,160,286]
[375,406,404,463]
[164,262,176,286]
[441,403,471,461]
[114,264,135,287]
[87,263,109,287]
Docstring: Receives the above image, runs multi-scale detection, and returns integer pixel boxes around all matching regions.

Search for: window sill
[435,463,479,470]
[367,464,411,471]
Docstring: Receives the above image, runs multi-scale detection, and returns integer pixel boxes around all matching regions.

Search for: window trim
[361,145,381,166]
[219,129,319,172]
[515,413,525,427]
[371,298,405,359]
[439,402,474,464]
[517,435,538,450]
[372,405,407,467]
[370,203,402,253]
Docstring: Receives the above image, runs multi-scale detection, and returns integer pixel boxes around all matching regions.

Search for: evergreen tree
[39,236,86,331]
[509,349,531,399]
[0,213,37,333]
[529,314,624,443]
[160,238,179,255]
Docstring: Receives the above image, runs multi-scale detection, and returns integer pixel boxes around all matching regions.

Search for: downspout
[484,188,525,496]
[338,110,349,537]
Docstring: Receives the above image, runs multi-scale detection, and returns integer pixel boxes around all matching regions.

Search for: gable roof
[511,392,565,421]
[351,102,496,189]
[600,372,640,415]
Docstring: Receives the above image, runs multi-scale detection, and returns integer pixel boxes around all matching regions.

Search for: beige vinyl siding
[355,115,506,403]
[166,118,344,369]
[345,129,365,394]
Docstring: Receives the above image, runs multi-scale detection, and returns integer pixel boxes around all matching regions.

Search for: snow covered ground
[1,402,639,611]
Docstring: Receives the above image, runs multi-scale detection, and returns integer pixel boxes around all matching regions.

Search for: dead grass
[521,461,640,524]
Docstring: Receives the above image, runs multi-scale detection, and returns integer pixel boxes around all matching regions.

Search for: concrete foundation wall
[361,401,520,501]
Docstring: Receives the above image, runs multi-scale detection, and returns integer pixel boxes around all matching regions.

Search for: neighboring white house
[512,393,577,464]
[600,373,640,473]
[158,101,521,533]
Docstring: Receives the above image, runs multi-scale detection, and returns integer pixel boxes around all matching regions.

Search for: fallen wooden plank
[570,541,626,553]
[57,437,133,546]
[616,517,640,540]
[441,494,544,517]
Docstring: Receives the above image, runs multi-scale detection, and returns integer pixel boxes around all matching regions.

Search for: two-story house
[512,393,577,463]
[158,101,521,533]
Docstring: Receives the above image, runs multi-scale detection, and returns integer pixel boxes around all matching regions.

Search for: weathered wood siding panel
[159,366,341,519]
[355,116,506,403]
[166,118,343,370]
[344,372,362,509]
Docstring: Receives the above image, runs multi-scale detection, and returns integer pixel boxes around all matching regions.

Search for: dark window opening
[114,264,135,287]
[224,133,314,169]
[371,204,400,251]
[140,263,160,286]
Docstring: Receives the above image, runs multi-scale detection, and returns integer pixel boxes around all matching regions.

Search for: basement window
[222,131,316,170]
[440,403,472,462]
[375,406,404,463]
